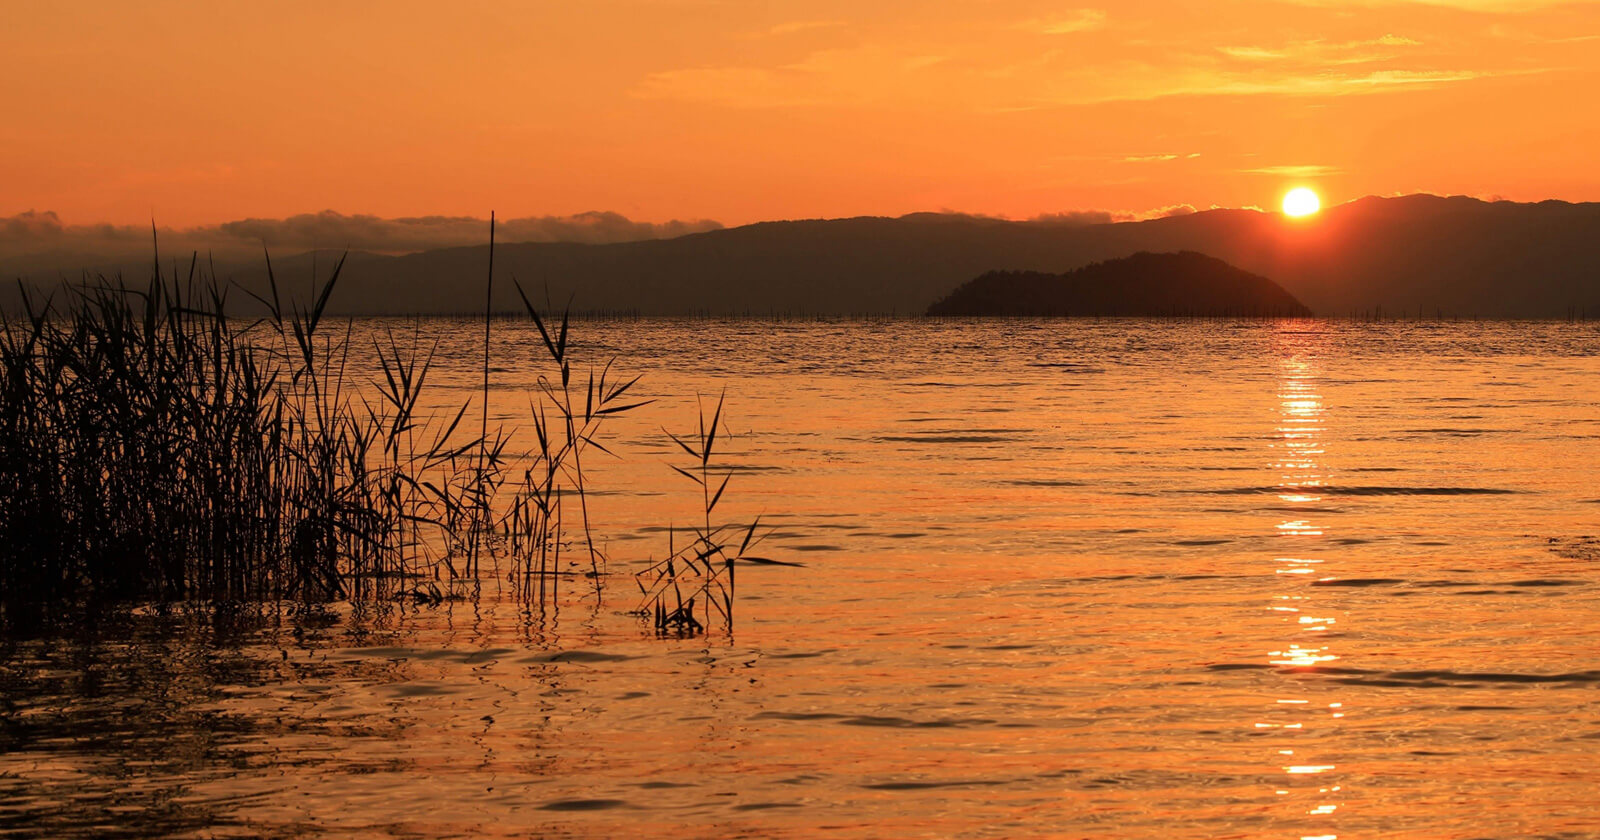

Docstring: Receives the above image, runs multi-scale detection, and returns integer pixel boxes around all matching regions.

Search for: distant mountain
[7,195,1600,318]
[926,251,1312,317]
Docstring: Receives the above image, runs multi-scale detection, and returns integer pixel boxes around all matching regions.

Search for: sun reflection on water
[1266,327,1346,837]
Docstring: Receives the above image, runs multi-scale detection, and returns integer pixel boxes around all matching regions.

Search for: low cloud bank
[215,210,723,253]
[1028,204,1197,225]
[3,204,1208,276]
[902,204,1199,227]
[0,210,725,273]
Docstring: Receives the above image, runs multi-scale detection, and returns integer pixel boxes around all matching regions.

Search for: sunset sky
[4,0,1598,230]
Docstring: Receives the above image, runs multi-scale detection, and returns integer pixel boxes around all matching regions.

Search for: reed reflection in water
[3,318,1600,839]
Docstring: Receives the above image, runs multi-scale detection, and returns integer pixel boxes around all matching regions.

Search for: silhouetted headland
[925,251,1312,317]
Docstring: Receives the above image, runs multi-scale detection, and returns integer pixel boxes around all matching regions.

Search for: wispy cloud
[1138,66,1512,100]
[636,34,1524,111]
[1220,46,1289,60]
[1121,153,1205,163]
[764,20,847,37]
[1241,164,1344,177]
[1281,0,1581,10]
[1022,9,1108,35]
[1340,68,1488,84]
[1219,34,1422,64]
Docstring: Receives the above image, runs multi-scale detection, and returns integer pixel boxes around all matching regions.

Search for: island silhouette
[925,251,1312,317]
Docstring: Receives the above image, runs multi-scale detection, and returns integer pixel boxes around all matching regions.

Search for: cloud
[765,20,847,36]
[1219,34,1422,64]
[1279,0,1582,10]
[635,65,836,108]
[1241,164,1343,177]
[905,203,1202,227]
[635,33,1522,112]
[1122,153,1192,162]
[0,210,724,274]
[1150,67,1506,99]
[1024,9,1108,35]
[1340,69,1488,85]
[1219,46,1289,60]
[1027,210,1121,225]
[1028,204,1199,225]
[218,210,722,252]
[0,210,66,243]
[1146,203,1201,218]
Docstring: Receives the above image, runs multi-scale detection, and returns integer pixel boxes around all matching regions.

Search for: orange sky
[4,0,1598,228]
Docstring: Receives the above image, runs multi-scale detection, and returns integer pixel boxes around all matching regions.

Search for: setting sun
[1283,188,1321,218]
[6,2,1600,837]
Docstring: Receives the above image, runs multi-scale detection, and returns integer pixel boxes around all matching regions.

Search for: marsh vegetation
[0,236,766,635]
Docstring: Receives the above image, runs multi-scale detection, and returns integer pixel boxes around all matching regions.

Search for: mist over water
[4,319,1599,838]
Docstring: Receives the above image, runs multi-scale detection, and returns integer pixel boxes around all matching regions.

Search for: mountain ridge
[6,195,1599,318]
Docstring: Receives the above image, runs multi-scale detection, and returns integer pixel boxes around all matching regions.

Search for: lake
[4,318,1599,838]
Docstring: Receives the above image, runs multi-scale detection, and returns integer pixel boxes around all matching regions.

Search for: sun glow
[1283,188,1321,217]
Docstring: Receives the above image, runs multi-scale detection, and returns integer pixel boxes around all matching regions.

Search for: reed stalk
[0,238,769,636]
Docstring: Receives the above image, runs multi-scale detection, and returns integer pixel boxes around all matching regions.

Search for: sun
[1282,187,1321,217]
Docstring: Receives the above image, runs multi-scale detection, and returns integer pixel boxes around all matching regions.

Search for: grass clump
[635,393,791,636]
[0,234,776,637]
[0,254,485,628]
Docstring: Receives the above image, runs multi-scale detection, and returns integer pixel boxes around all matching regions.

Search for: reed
[0,254,489,628]
[498,280,656,610]
[633,392,788,635]
[0,227,771,635]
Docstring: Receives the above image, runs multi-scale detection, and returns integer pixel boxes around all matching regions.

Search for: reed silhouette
[0,231,772,636]
[633,393,796,635]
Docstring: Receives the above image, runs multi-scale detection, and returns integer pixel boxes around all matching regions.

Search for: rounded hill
[925,251,1313,317]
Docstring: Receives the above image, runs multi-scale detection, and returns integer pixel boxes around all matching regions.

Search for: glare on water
[3,318,1599,838]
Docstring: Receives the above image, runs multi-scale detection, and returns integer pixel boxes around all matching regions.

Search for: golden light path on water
[1268,327,1344,839]
[6,318,1600,838]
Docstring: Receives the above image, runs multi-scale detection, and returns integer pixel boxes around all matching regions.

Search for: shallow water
[4,319,1600,838]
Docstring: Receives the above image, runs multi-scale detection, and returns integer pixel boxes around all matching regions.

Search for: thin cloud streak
[1219,34,1422,62]
[766,20,847,36]
[1280,0,1585,10]
[1024,9,1109,34]
[1241,165,1344,177]
[635,38,1532,110]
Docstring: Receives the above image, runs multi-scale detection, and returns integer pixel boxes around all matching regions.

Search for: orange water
[4,319,1599,838]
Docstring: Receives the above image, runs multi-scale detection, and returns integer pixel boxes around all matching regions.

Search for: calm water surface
[4,319,1600,838]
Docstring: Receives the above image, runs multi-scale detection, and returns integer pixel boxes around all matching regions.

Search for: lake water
[4,319,1600,838]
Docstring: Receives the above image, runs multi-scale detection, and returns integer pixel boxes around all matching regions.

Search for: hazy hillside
[8,195,1600,318]
[1125,195,1600,318]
